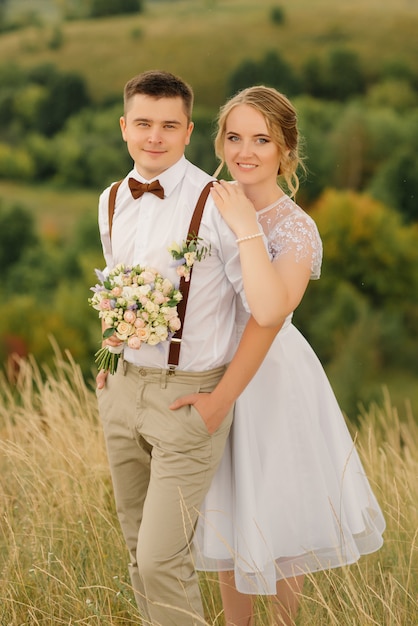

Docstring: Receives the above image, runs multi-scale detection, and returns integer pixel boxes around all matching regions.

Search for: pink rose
[140,270,156,284]
[123,310,137,324]
[135,327,150,341]
[127,336,142,350]
[111,287,122,297]
[169,317,181,332]
[176,265,190,282]
[134,318,145,328]
[152,290,166,305]
[99,299,112,310]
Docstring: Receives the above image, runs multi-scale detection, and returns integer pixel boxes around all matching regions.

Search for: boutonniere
[168,233,211,282]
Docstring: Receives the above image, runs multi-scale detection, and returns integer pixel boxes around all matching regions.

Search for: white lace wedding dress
[194,195,385,594]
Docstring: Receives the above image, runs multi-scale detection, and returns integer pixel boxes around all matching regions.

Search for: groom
[95,69,274,625]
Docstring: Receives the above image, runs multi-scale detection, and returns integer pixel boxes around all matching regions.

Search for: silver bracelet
[236,232,263,244]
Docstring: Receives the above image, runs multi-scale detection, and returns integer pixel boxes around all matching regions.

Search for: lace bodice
[257,195,322,279]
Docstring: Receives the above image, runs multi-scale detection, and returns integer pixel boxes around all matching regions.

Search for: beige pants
[97,361,233,626]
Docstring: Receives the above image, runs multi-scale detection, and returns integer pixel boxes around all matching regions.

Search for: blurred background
[0,0,417,419]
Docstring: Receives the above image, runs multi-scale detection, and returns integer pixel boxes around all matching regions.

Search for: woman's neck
[241,183,284,212]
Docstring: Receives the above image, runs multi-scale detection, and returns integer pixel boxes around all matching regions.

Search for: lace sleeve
[258,198,323,279]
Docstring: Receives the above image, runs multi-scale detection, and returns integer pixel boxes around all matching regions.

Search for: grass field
[0,351,417,624]
[1,0,418,106]
[0,180,99,238]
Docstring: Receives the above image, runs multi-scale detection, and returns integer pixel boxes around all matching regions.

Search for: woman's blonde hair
[214,86,303,197]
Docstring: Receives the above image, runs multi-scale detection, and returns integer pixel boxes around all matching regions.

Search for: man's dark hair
[123,70,194,121]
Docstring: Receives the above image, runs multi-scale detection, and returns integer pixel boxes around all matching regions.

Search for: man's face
[120,94,194,179]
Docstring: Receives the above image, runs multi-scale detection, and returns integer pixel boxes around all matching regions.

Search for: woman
[174,86,385,625]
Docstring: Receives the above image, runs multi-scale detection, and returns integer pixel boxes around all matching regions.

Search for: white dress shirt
[98,156,249,371]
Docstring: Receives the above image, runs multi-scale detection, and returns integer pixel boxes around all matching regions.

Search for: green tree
[185,107,218,175]
[270,6,285,25]
[295,189,418,414]
[366,79,418,113]
[51,104,131,187]
[329,103,370,190]
[227,50,300,97]
[89,0,142,18]
[37,71,90,136]
[0,63,90,137]
[0,202,38,272]
[295,96,341,201]
[301,56,327,99]
[0,142,34,179]
[368,145,418,223]
[366,109,418,221]
[312,190,418,307]
[301,48,366,101]
[324,47,365,100]
[0,0,8,28]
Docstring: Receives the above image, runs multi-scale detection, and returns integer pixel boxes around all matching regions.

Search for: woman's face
[223,104,282,188]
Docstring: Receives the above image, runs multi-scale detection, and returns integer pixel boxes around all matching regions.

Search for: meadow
[1,0,418,107]
[0,350,417,625]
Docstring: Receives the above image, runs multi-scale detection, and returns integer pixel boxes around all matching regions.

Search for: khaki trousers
[97,361,233,626]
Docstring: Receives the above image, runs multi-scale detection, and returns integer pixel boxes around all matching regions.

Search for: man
[95,70,277,626]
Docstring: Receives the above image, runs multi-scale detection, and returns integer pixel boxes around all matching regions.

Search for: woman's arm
[170,315,283,433]
[211,181,312,327]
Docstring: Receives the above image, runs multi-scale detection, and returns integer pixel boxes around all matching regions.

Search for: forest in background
[0,0,418,418]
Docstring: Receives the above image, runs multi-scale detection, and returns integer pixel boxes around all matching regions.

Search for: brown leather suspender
[108,179,123,240]
[167,181,212,367]
[107,179,213,368]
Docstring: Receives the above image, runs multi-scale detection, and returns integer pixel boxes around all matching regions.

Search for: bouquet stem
[94,345,123,375]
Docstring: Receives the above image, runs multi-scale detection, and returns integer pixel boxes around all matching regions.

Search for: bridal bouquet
[89,264,183,374]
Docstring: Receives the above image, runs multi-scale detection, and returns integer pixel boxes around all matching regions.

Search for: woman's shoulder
[259,195,319,235]
[259,195,323,278]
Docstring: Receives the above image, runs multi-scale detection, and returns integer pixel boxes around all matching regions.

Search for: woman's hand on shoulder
[211,180,258,237]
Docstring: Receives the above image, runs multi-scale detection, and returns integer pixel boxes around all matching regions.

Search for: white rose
[154,325,168,340]
[138,284,151,296]
[147,333,160,346]
[145,301,158,314]
[115,321,134,341]
[184,251,197,267]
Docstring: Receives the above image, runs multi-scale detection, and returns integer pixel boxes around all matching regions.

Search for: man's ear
[185,121,194,146]
[120,116,127,141]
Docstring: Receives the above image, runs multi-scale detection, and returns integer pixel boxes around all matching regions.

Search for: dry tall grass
[0,351,417,625]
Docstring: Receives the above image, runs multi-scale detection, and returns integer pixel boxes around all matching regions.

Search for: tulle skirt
[194,320,385,594]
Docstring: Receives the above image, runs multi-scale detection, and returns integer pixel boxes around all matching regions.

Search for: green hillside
[1,0,418,418]
[1,0,418,107]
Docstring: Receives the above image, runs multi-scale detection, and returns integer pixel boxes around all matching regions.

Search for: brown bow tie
[128,178,165,200]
